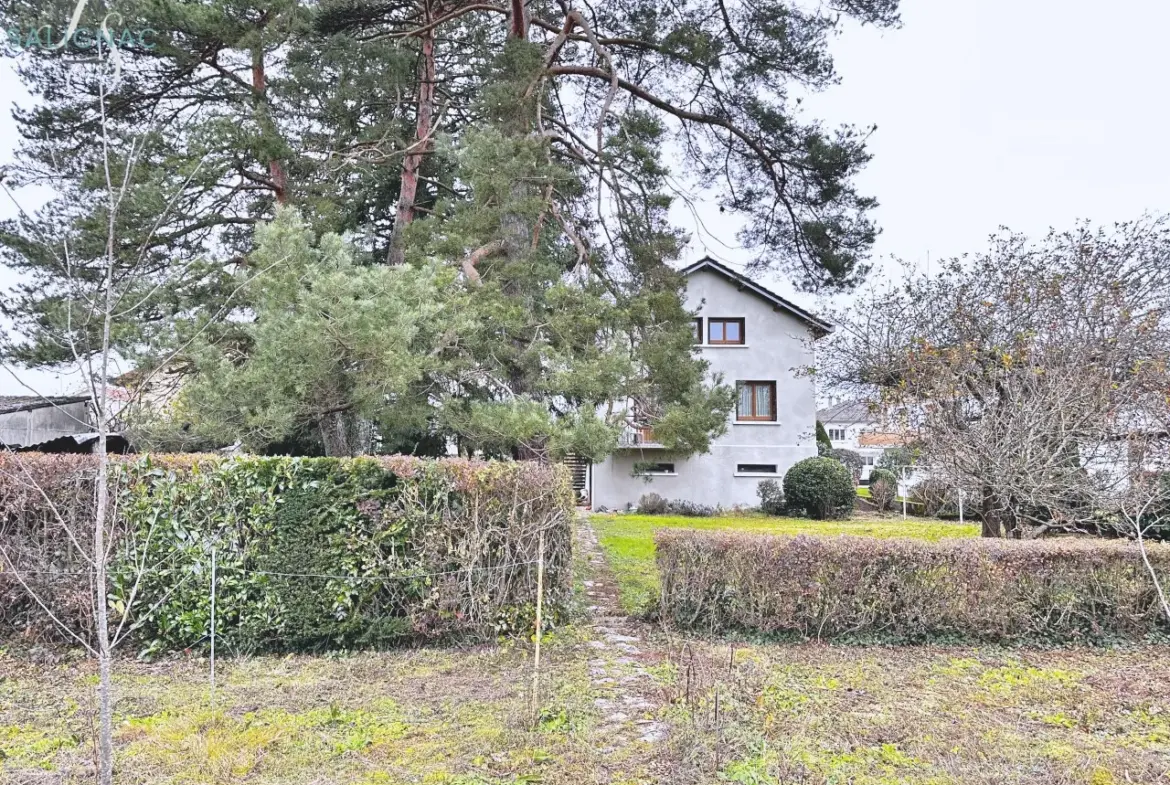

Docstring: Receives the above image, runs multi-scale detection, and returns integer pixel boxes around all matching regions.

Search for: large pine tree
[2,0,899,457]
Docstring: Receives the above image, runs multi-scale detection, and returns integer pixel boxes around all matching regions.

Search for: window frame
[691,317,704,345]
[707,317,746,345]
[736,380,777,422]
[736,463,778,475]
[828,428,846,441]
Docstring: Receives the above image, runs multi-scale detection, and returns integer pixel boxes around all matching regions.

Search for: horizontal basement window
[638,462,676,475]
[737,463,778,474]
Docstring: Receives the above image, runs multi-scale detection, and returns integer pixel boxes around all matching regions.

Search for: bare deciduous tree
[819,218,1170,539]
[0,35,269,784]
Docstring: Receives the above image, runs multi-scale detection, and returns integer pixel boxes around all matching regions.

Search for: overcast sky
[3,0,1170,395]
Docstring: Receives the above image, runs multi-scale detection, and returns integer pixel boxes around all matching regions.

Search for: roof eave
[681,257,835,337]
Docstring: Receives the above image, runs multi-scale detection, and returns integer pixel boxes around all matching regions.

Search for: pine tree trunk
[387,21,436,265]
[319,410,375,457]
[252,46,288,205]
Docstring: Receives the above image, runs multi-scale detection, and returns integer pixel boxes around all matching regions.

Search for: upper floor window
[828,428,846,441]
[692,318,703,344]
[736,381,776,422]
[708,318,745,345]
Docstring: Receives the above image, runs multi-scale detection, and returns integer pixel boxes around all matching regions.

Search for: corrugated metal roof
[0,395,90,415]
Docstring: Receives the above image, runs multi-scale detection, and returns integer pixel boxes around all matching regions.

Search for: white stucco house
[817,400,891,482]
[589,257,833,510]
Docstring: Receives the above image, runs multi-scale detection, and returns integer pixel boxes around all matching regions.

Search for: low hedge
[0,454,574,654]
[656,530,1170,643]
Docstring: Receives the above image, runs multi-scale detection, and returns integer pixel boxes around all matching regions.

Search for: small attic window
[708,318,745,345]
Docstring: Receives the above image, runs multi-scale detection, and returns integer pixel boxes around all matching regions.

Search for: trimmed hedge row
[0,454,574,654]
[656,530,1170,643]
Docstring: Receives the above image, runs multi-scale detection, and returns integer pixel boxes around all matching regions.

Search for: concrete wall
[592,268,820,510]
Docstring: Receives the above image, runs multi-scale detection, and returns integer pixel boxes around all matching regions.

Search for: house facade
[590,258,832,510]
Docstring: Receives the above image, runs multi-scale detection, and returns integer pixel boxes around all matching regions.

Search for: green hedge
[656,530,1170,643]
[0,454,574,654]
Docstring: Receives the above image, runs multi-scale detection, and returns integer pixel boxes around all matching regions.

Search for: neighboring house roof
[0,395,89,415]
[817,400,879,425]
[681,256,834,337]
[858,432,907,448]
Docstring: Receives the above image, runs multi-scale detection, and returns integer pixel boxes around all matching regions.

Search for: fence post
[958,489,964,525]
[531,531,545,721]
[901,467,908,520]
[210,545,217,707]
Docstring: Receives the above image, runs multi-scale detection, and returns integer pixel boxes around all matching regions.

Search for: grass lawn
[592,513,979,614]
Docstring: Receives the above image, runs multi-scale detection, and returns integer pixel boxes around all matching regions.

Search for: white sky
[4,0,1170,395]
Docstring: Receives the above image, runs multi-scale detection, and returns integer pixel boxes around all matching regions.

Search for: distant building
[817,399,907,481]
[0,396,129,453]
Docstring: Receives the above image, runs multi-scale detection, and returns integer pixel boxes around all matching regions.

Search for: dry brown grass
[2,636,1167,784]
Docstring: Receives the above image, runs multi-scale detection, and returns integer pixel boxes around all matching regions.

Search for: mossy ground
[591,512,978,614]
[0,631,634,785]
[655,640,1169,784]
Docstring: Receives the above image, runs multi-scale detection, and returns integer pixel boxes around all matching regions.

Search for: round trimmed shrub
[783,457,856,520]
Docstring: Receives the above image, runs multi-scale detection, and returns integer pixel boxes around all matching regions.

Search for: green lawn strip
[591,513,979,614]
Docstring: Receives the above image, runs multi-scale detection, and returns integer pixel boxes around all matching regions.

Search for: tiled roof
[817,400,879,425]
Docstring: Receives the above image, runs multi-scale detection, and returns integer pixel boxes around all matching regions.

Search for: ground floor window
[635,462,676,475]
[737,463,778,474]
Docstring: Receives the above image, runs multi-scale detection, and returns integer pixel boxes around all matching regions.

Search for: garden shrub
[783,457,855,520]
[910,478,968,518]
[869,478,896,512]
[656,530,1170,643]
[0,454,574,653]
[829,448,863,477]
[868,468,898,511]
[756,479,785,516]
[868,467,897,490]
[638,492,668,515]
[664,499,716,517]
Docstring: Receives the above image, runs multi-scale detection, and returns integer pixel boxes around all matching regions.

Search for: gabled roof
[680,256,834,338]
[817,400,879,425]
[0,395,89,415]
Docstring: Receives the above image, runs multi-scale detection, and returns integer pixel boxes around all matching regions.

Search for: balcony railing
[617,425,664,448]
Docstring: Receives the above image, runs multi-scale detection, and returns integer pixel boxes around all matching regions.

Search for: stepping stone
[637,721,669,743]
[604,633,639,643]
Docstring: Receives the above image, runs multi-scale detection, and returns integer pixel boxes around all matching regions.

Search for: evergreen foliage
[1,0,896,457]
[783,457,856,520]
[0,453,574,653]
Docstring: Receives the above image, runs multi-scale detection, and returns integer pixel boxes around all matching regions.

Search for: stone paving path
[576,515,670,748]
